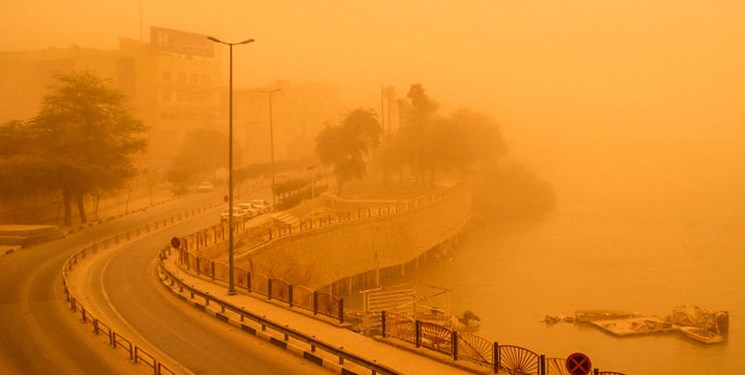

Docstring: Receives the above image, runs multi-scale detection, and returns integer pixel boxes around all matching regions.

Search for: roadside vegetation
[315,83,556,221]
[0,70,147,226]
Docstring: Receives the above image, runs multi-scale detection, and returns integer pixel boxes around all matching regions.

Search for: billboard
[150,26,214,57]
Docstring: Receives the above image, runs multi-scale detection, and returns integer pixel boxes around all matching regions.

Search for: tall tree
[446,108,508,168]
[315,109,381,195]
[371,85,509,188]
[27,70,146,225]
[0,120,46,197]
[400,84,440,184]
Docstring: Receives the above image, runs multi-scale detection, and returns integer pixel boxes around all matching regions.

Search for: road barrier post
[381,310,386,338]
[453,331,458,361]
[415,321,421,348]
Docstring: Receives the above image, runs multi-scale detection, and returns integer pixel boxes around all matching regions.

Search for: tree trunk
[62,189,72,226]
[125,185,132,214]
[94,193,100,221]
[76,193,87,224]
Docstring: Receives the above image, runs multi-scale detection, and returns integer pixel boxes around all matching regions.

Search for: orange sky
[2,1,744,144]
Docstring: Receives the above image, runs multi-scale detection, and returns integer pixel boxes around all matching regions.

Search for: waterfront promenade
[161,250,487,375]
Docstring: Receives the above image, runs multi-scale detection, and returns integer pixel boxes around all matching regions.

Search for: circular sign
[566,352,592,375]
[170,237,181,249]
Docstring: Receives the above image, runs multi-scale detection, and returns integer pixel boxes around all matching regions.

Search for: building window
[178,73,186,84]
[202,75,210,86]
[190,73,198,85]
[161,71,171,83]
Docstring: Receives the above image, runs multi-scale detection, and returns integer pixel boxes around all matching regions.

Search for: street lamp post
[208,35,254,295]
[258,88,281,208]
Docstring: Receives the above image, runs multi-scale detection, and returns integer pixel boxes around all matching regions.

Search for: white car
[196,181,214,193]
[237,203,258,218]
[220,207,247,222]
[250,199,272,214]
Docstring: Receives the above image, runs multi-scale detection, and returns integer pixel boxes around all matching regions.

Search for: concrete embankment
[238,184,472,291]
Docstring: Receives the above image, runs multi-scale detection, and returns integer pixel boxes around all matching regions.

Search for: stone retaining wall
[238,184,472,290]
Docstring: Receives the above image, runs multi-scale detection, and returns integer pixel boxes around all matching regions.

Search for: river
[416,135,745,374]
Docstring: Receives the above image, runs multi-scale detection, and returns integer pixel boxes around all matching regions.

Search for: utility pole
[258,88,281,207]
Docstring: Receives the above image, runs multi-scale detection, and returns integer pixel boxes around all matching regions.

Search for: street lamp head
[207,36,254,45]
[258,87,282,94]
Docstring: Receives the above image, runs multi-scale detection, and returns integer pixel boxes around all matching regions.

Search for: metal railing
[179,249,344,322]
[180,183,468,256]
[157,246,401,375]
[61,202,222,375]
[381,311,628,375]
[173,184,470,324]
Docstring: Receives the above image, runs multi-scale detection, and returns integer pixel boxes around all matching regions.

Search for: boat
[575,310,640,323]
[679,326,724,344]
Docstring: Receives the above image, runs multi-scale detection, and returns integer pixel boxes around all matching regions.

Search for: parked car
[250,199,272,214]
[220,207,247,222]
[196,181,214,193]
[237,203,258,218]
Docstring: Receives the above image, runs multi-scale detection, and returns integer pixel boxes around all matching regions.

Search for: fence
[61,201,222,375]
[180,249,344,323]
[173,184,469,323]
[381,311,628,375]
[157,246,401,375]
[179,183,467,256]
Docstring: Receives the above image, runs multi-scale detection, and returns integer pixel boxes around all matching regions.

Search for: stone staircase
[271,212,300,226]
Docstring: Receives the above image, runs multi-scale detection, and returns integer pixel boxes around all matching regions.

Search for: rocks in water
[667,305,729,336]
[541,314,574,324]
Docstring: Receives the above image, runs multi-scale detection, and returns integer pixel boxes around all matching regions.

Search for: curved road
[1,192,326,375]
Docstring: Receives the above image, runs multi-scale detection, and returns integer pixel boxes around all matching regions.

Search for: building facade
[0,27,340,174]
[0,26,225,170]
[234,80,340,165]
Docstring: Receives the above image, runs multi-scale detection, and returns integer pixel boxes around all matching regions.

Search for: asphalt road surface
[1,190,327,375]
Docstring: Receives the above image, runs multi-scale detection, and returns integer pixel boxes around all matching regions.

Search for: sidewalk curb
[161,255,485,375]
[177,265,352,330]
[60,197,179,236]
[372,337,490,374]
[158,274,363,375]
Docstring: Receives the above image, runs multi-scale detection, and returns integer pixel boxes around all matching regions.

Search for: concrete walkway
[161,253,490,375]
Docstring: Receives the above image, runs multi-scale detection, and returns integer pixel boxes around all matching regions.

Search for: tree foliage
[167,127,236,190]
[378,83,507,187]
[315,109,382,194]
[0,70,146,225]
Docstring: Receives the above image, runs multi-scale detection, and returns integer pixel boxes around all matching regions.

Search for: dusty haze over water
[3,1,744,373]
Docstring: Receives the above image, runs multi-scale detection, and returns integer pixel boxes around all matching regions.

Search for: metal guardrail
[157,246,401,375]
[179,249,344,322]
[61,202,222,375]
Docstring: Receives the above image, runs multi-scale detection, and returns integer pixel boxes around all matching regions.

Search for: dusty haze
[3,1,743,193]
[3,1,744,141]
[3,1,744,373]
